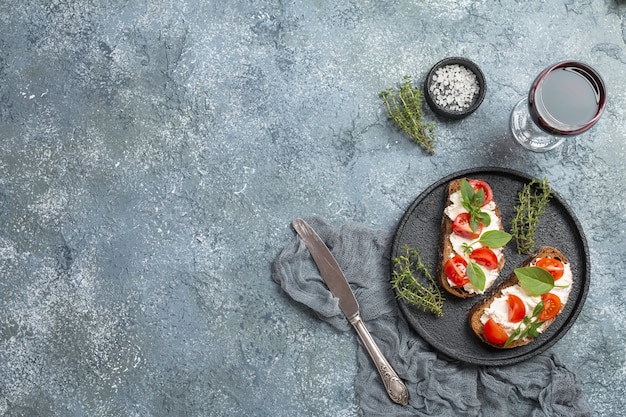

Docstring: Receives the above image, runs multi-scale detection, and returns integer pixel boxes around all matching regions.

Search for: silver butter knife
[292,218,409,406]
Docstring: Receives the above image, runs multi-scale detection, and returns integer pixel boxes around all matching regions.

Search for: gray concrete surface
[1,1,625,416]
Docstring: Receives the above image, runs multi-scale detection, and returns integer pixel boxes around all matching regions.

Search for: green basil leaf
[469,215,480,233]
[474,188,485,207]
[466,261,486,291]
[478,230,512,248]
[477,211,491,227]
[460,179,474,205]
[515,267,554,295]
[462,201,473,213]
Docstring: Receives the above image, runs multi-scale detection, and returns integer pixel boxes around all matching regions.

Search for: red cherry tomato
[538,293,562,321]
[452,212,483,239]
[536,258,565,280]
[468,179,493,207]
[484,318,508,346]
[507,294,526,323]
[443,255,469,287]
[469,247,498,270]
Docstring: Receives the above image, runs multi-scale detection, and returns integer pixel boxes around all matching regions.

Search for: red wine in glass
[510,61,606,152]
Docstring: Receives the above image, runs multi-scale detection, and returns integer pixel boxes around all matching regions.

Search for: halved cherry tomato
[443,255,469,287]
[469,247,498,270]
[468,179,493,207]
[538,293,562,321]
[452,212,483,239]
[536,258,565,280]
[507,294,526,323]
[484,318,508,346]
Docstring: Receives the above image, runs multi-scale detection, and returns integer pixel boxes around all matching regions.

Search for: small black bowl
[423,57,486,120]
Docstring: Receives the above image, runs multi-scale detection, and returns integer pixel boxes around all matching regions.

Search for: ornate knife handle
[349,313,409,406]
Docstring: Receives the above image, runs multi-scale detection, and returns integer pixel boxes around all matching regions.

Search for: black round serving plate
[390,167,590,366]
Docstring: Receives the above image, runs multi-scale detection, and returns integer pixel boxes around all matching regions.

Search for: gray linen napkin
[272,216,592,417]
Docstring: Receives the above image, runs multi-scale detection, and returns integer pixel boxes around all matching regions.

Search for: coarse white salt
[429,64,480,112]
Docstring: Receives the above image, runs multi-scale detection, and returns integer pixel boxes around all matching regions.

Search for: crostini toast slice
[469,246,570,349]
[438,178,506,298]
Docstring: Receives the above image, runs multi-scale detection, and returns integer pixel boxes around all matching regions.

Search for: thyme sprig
[380,76,436,155]
[391,244,444,317]
[504,301,545,347]
[510,178,553,254]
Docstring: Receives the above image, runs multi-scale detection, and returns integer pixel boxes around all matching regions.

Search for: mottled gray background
[1,1,625,416]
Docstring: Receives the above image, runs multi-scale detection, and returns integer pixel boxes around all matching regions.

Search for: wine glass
[510,61,607,152]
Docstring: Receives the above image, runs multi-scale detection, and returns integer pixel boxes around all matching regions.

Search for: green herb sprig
[460,179,491,232]
[504,300,545,347]
[391,244,444,316]
[511,178,553,254]
[380,76,435,155]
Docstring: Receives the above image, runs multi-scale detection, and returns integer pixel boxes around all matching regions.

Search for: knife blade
[292,218,409,406]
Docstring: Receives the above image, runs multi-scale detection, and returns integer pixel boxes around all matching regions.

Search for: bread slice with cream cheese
[437,178,506,298]
[469,246,572,349]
